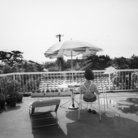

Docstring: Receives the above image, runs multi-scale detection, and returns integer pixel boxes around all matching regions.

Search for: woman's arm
[94,84,100,95]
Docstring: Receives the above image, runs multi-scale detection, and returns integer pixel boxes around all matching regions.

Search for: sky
[0,0,138,63]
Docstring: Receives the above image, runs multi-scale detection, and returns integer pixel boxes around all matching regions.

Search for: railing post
[109,73,111,91]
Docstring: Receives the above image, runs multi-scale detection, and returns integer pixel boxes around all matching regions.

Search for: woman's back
[80,80,99,95]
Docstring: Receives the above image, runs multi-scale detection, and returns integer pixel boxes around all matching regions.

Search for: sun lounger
[29,99,60,128]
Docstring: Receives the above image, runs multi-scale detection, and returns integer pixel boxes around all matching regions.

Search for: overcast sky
[0,0,138,63]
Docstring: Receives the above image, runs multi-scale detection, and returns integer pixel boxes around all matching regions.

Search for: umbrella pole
[71,50,73,82]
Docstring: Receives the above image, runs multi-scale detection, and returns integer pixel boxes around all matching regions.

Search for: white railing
[0,69,138,96]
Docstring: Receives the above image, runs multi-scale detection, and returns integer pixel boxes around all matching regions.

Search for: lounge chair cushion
[31,99,60,108]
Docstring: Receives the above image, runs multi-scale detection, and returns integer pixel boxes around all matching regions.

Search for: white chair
[78,93,101,121]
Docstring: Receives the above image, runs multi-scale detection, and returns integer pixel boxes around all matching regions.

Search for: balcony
[0,69,138,138]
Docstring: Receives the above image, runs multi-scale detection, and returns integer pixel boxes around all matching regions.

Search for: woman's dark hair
[84,69,94,80]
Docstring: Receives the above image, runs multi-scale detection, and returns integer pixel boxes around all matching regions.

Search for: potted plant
[4,77,20,107]
[15,92,23,103]
[0,78,6,110]
[0,93,6,110]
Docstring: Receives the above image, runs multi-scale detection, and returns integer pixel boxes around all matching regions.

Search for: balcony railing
[0,69,138,96]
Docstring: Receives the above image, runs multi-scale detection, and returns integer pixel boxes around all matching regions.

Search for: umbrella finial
[56,34,64,42]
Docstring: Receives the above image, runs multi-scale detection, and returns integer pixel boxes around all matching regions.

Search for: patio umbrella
[45,40,103,109]
[44,40,103,70]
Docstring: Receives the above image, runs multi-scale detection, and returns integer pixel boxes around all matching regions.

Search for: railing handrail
[0,69,138,77]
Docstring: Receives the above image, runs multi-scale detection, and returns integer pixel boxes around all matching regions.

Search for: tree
[2,64,12,73]
[28,60,43,72]
[56,57,65,71]
[113,57,129,69]
[7,51,23,66]
[0,50,23,67]
[86,55,112,70]
[0,51,12,63]
[129,55,138,69]
[19,60,43,72]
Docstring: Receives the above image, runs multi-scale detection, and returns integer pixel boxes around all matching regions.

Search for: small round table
[67,83,80,110]
[58,83,80,110]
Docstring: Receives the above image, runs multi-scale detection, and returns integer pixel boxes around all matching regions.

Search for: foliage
[0,49,138,73]
[112,57,130,69]
[2,64,12,73]
[0,51,11,63]
[26,60,43,72]
[86,55,112,70]
[0,50,23,66]
[0,93,5,109]
[0,76,21,107]
[25,77,40,92]
[112,55,138,69]
[56,57,65,71]
[129,55,138,69]
[66,59,82,71]
[44,62,59,71]
[1,77,20,96]
[0,93,5,101]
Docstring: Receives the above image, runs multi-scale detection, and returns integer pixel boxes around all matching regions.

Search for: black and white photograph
[0,0,138,138]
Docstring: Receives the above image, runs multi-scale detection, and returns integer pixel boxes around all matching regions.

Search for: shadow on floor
[65,110,138,138]
[32,124,66,138]
[31,112,67,138]
[0,105,21,114]
[1,96,138,138]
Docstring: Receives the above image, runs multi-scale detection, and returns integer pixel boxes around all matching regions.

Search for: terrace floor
[0,92,138,138]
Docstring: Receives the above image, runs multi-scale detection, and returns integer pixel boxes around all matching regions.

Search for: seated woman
[79,69,100,114]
